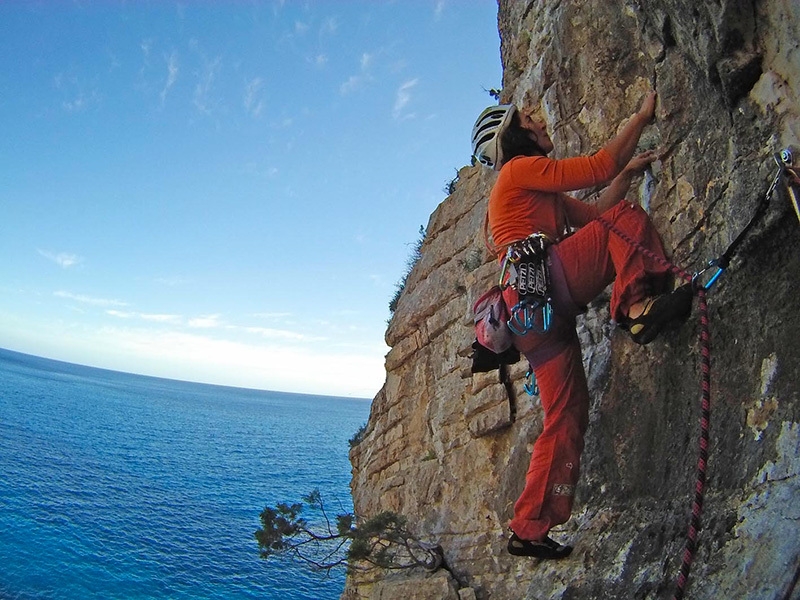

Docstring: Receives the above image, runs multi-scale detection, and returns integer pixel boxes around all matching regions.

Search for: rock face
[346,1,800,599]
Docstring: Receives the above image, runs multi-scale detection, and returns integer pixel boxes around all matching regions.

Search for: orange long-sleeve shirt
[488,149,618,257]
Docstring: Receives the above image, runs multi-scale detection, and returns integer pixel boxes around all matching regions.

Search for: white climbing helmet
[471,104,517,170]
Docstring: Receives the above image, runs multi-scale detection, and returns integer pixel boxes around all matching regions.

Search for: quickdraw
[693,148,798,291]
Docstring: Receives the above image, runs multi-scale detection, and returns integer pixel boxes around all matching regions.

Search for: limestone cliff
[346,1,800,598]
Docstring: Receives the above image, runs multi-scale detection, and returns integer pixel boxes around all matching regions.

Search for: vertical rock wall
[346,1,800,599]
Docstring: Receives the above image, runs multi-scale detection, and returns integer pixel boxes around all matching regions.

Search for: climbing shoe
[507,533,573,559]
[627,283,694,345]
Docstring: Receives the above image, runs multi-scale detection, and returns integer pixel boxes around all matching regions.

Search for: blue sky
[0,1,501,398]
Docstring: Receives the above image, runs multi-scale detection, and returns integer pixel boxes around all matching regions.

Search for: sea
[0,348,372,600]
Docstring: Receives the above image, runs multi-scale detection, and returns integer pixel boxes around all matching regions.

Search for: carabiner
[508,302,534,335]
[779,148,800,224]
[507,299,553,335]
[765,153,788,201]
[692,258,726,291]
[788,169,800,224]
[499,245,522,288]
[540,302,552,332]
[523,368,539,396]
[499,255,512,288]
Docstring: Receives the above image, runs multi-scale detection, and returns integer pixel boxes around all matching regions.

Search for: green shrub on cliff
[255,489,443,575]
[389,225,426,314]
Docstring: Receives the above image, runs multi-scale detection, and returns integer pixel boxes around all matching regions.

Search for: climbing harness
[595,147,797,600]
[693,148,797,291]
[500,233,554,336]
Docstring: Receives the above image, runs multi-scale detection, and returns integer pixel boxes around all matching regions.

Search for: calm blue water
[0,348,371,600]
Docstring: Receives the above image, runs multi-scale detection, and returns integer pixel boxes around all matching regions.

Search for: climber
[471,91,693,559]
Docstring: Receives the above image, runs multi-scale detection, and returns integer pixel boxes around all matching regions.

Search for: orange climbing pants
[508,200,670,541]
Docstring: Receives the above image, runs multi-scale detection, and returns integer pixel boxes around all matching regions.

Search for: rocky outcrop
[346,1,800,599]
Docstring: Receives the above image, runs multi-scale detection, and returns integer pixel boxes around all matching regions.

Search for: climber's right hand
[638,91,657,123]
[624,149,658,175]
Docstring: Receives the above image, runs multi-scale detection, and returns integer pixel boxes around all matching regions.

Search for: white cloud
[105,308,319,342]
[1,310,387,397]
[106,310,134,319]
[310,54,328,68]
[160,51,179,104]
[38,249,83,268]
[55,291,127,308]
[62,95,89,112]
[320,17,338,35]
[340,52,375,96]
[107,50,121,72]
[240,326,324,342]
[96,327,383,397]
[244,77,265,117]
[142,313,183,323]
[188,314,223,328]
[434,0,446,20]
[393,78,419,119]
[252,311,294,320]
[271,0,286,16]
[107,309,181,324]
[53,71,99,113]
[340,74,364,95]
[193,56,221,114]
[154,276,191,287]
[241,162,280,178]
